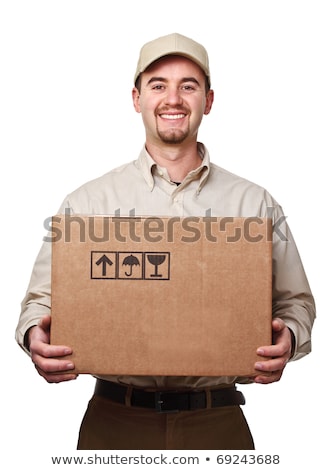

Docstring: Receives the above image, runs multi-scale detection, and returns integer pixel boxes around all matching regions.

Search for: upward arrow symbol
[95,254,113,276]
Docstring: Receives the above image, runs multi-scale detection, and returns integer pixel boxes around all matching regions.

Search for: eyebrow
[146,76,201,87]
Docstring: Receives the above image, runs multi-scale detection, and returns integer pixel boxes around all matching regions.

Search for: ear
[204,89,214,115]
[132,87,141,113]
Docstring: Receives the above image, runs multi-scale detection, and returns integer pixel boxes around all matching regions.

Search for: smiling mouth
[159,113,186,120]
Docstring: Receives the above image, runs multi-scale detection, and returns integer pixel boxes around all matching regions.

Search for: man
[16,33,315,450]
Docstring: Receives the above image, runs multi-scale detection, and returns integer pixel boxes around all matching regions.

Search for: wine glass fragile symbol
[147,254,166,277]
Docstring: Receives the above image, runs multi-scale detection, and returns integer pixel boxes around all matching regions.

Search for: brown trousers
[77,394,255,450]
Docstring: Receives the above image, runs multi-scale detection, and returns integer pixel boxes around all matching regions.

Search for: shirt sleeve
[270,204,316,361]
[15,239,52,355]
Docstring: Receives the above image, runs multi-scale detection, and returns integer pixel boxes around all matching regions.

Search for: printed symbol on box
[123,254,140,277]
[144,252,170,280]
[91,251,116,279]
[118,252,143,279]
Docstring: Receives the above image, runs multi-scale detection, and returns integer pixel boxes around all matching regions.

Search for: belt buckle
[154,391,179,413]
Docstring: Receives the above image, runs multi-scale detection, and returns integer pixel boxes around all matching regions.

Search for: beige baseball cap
[134,32,211,87]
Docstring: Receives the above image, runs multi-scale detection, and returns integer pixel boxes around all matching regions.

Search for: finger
[38,314,51,332]
[32,353,74,373]
[254,371,282,384]
[31,341,72,359]
[30,341,72,362]
[257,319,287,353]
[272,318,285,332]
[257,343,288,358]
[254,357,287,385]
[35,365,78,384]
[255,355,287,372]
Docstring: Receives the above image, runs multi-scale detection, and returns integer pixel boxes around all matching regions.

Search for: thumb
[272,318,286,332]
[38,315,51,332]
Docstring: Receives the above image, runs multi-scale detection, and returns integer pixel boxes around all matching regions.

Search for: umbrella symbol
[122,254,140,277]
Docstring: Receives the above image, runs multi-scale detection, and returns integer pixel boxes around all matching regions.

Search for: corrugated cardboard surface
[51,215,272,376]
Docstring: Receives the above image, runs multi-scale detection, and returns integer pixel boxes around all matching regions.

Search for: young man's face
[132,55,214,147]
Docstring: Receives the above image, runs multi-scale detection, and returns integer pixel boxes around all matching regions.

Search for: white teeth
[160,114,185,120]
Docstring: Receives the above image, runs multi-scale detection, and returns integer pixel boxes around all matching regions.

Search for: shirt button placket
[172,191,184,216]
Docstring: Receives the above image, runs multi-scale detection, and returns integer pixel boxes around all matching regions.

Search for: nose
[164,86,183,106]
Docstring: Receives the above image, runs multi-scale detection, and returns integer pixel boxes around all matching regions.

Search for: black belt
[95,379,245,413]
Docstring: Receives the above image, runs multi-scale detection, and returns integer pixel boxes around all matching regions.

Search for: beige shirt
[16,144,316,389]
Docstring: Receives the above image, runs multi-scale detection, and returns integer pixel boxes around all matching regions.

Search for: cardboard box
[50,215,272,376]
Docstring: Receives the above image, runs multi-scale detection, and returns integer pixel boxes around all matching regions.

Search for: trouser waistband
[94,379,245,413]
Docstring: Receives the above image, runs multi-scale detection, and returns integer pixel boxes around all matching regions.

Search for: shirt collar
[136,143,211,193]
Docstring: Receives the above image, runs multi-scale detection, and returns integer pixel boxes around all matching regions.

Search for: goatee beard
[156,122,190,144]
[157,129,188,144]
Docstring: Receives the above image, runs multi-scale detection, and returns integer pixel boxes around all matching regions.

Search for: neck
[146,141,202,182]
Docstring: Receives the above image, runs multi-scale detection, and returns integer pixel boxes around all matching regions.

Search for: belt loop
[205,389,212,409]
[125,385,133,407]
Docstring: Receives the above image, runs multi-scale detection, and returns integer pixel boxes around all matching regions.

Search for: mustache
[155,106,190,115]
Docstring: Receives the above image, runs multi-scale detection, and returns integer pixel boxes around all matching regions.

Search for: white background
[1,1,332,468]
